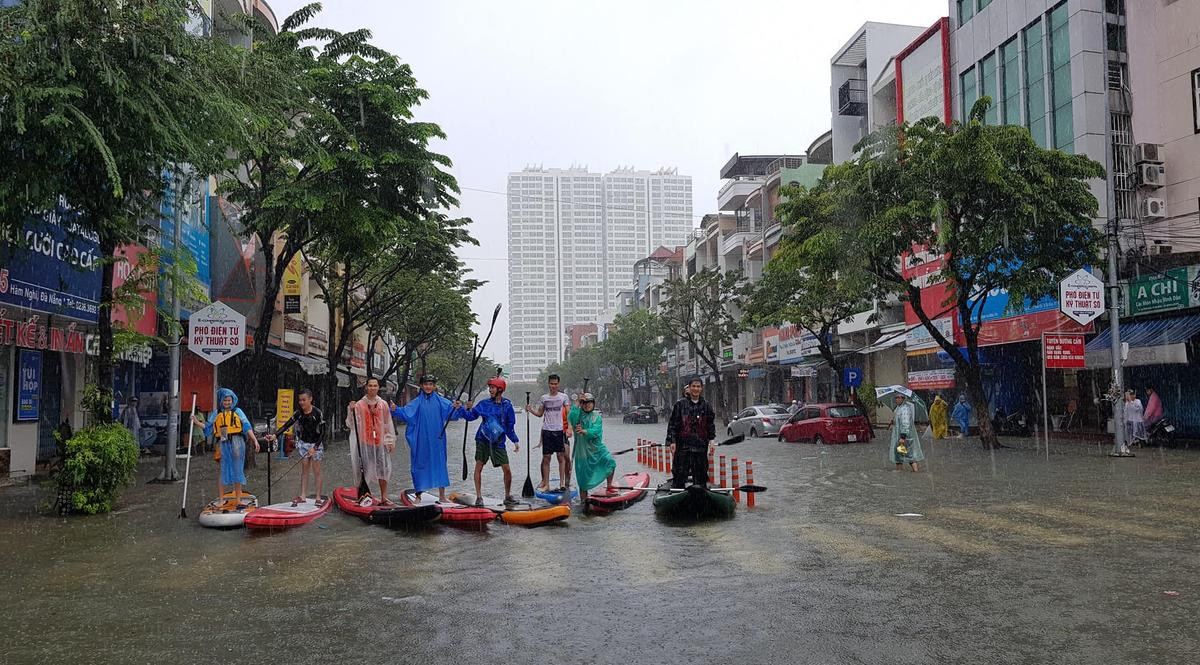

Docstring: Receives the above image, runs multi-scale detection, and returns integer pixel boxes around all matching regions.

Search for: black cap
[419,374,437,384]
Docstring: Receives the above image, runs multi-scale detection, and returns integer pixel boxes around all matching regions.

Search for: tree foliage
[603,310,670,405]
[657,268,748,420]
[795,98,1104,447]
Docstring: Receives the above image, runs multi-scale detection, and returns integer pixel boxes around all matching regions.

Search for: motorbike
[992,406,1032,437]
[1146,418,1177,447]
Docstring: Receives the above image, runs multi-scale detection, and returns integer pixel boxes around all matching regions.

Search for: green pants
[474,440,509,467]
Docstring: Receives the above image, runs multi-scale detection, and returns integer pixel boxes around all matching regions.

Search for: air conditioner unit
[1139,197,1167,219]
[1134,143,1163,164]
[1138,162,1166,189]
[1148,243,1173,256]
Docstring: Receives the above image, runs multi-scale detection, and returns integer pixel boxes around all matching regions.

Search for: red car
[778,403,873,444]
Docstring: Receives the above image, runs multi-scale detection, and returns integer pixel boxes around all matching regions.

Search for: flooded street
[2,420,1198,664]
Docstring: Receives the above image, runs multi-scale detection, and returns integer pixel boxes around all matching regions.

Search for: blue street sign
[843,367,863,388]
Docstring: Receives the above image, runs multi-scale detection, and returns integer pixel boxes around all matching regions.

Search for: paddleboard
[244,496,332,530]
[198,491,257,528]
[401,489,494,527]
[332,487,442,527]
[585,472,650,513]
[449,492,570,527]
[534,478,578,505]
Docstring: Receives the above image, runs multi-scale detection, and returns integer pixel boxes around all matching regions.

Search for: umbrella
[875,385,930,422]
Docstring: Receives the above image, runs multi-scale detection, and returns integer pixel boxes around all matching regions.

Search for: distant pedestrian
[120,396,142,445]
[888,393,924,472]
[951,394,972,438]
[1143,386,1163,428]
[1123,389,1147,446]
[929,394,949,440]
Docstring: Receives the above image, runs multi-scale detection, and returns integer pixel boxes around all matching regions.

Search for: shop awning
[1085,313,1200,368]
[858,332,906,355]
[268,347,328,376]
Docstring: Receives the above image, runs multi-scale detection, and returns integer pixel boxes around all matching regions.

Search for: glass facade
[980,53,998,125]
[960,68,978,123]
[957,0,974,26]
[1024,20,1048,148]
[1049,3,1073,152]
[1001,38,1022,125]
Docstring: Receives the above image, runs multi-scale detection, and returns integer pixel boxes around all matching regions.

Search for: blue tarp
[1085,313,1200,352]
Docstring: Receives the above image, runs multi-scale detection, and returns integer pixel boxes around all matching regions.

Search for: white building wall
[509,168,692,382]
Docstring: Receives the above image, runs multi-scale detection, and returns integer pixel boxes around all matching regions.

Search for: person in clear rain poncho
[889,393,924,472]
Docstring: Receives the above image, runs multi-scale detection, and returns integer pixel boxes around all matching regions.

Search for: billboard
[0,204,101,322]
[159,170,212,317]
[896,18,951,125]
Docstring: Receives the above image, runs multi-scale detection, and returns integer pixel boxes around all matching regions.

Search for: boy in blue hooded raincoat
[204,388,260,506]
[390,374,465,502]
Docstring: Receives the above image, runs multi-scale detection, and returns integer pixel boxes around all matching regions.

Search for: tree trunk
[959,359,999,449]
[95,235,117,424]
[249,238,282,404]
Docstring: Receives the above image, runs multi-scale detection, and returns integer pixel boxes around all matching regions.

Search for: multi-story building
[508,166,693,382]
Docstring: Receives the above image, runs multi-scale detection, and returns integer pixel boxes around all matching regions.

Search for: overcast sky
[270,0,947,364]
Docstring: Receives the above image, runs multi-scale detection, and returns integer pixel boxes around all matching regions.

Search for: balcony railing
[764,156,808,175]
[838,78,867,116]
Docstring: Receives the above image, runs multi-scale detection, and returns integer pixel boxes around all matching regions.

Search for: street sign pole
[1041,333,1050,460]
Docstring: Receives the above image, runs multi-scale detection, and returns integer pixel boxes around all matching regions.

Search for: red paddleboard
[243,496,332,530]
[586,472,651,513]
[401,489,494,527]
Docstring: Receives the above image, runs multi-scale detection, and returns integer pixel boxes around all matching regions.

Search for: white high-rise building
[508,166,693,382]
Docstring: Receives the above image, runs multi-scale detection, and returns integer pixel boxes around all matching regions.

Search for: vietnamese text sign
[276,389,294,435]
[16,349,41,422]
[1124,266,1199,316]
[907,368,956,390]
[1043,333,1085,369]
[0,205,101,322]
[283,253,302,314]
[188,301,246,365]
[1059,269,1105,325]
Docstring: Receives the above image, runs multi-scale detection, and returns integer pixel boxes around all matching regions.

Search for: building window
[1049,3,1073,152]
[1106,22,1127,52]
[980,52,999,124]
[1001,37,1022,125]
[1024,19,1048,148]
[978,0,992,9]
[961,67,978,123]
[1193,68,1200,133]
[957,0,974,26]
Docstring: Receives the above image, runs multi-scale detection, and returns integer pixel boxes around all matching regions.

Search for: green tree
[370,274,480,393]
[603,310,669,406]
[809,99,1104,448]
[657,268,748,420]
[0,0,245,421]
[744,183,876,397]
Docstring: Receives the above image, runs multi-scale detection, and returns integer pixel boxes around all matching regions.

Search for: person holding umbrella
[876,385,926,473]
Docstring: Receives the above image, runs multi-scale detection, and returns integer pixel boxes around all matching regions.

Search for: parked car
[726,405,791,438]
[623,405,659,424]
[778,403,873,444]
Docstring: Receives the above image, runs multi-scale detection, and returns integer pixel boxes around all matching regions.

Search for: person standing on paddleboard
[461,376,521,506]
[666,377,717,489]
[347,377,398,505]
[390,374,465,503]
[266,389,327,506]
[203,388,261,507]
[568,392,616,503]
[528,373,572,493]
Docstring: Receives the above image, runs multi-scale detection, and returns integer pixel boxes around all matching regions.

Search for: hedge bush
[54,424,139,515]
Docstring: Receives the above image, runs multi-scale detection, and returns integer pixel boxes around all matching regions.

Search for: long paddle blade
[521,392,535,498]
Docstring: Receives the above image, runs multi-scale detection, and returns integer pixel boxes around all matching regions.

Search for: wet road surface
[1,419,1198,664]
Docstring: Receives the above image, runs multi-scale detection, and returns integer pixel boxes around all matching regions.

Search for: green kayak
[652,484,736,520]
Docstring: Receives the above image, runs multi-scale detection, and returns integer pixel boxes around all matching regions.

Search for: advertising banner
[0,205,101,322]
[283,252,302,314]
[276,389,295,435]
[907,368,956,390]
[16,349,41,422]
[1044,333,1085,369]
[159,170,212,316]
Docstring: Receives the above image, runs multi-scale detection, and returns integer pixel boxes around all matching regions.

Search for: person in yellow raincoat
[929,394,949,440]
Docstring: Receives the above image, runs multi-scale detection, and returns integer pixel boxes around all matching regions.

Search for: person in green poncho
[567,392,616,502]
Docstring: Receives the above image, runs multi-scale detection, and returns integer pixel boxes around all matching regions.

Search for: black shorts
[541,430,567,455]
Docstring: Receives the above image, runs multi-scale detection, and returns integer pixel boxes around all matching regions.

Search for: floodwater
[1,418,1197,664]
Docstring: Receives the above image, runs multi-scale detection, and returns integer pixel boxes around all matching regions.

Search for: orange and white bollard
[638,438,644,465]
[731,457,741,503]
[719,454,727,489]
[708,448,715,487]
[745,460,755,508]
[665,444,672,474]
[654,444,661,472]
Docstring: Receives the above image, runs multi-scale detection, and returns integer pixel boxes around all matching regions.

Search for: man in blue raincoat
[391,374,464,502]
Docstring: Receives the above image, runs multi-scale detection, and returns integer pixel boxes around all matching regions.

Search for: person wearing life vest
[462,376,521,506]
[666,377,717,489]
[203,388,260,507]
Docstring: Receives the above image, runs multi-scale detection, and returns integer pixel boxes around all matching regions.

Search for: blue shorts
[295,440,323,461]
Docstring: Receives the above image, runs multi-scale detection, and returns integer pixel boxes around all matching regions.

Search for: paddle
[627,484,766,494]
[178,393,198,518]
[459,336,479,482]
[610,434,745,456]
[441,304,502,437]
[521,391,535,498]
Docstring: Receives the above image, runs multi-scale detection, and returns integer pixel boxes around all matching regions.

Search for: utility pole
[1106,217,1127,456]
[157,170,190,481]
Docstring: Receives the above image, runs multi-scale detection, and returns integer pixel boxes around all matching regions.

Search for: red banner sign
[0,311,87,354]
[1043,333,1085,369]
